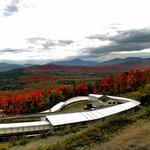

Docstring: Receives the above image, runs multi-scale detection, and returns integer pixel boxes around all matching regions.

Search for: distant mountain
[0,63,33,72]
[1,57,150,73]
[50,58,99,66]
[0,63,21,72]
[25,57,150,74]
[23,64,34,68]
[120,57,144,64]
[98,57,150,66]
[98,58,123,66]
[49,57,150,67]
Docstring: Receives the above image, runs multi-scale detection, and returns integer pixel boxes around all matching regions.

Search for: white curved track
[0,94,140,136]
[46,95,140,126]
[41,96,90,113]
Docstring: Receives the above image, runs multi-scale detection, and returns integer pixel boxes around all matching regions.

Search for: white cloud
[0,0,150,63]
[112,49,150,55]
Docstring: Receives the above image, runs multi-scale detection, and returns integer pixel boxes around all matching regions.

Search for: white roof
[97,105,124,116]
[119,102,139,110]
[50,102,65,112]
[41,96,90,113]
[89,94,103,98]
[81,111,104,120]
[64,96,89,105]
[46,112,89,126]
[41,94,140,113]
[0,121,49,129]
[46,97,140,126]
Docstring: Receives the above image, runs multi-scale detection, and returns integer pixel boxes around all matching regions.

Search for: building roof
[46,97,140,126]
[0,121,49,129]
[50,102,65,112]
[41,96,90,113]
[89,94,103,98]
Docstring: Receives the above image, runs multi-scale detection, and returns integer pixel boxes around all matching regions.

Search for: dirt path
[80,120,150,150]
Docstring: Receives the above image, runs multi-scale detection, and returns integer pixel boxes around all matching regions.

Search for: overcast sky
[0,0,150,64]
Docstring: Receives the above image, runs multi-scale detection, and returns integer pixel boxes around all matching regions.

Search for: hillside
[0,63,22,72]
[0,63,33,72]
[24,60,150,74]
[90,121,150,150]
[0,66,150,149]
[3,88,149,150]
[8,119,150,150]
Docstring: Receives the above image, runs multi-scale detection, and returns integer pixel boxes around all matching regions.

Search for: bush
[19,136,28,145]
[0,147,6,150]
[144,106,150,117]
[139,95,150,106]
[10,137,18,146]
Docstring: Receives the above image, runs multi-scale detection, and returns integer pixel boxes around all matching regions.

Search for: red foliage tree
[62,85,73,99]
[74,82,88,96]
[100,76,112,93]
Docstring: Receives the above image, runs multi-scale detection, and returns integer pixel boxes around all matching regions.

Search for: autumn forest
[0,64,150,115]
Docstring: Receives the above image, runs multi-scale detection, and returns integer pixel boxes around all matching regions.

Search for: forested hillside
[0,68,149,114]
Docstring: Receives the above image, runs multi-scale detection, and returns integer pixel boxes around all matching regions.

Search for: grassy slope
[87,120,150,150]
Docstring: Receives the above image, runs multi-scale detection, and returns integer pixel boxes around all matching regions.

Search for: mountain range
[49,58,99,66]
[50,57,148,66]
[0,63,33,72]
[0,57,150,72]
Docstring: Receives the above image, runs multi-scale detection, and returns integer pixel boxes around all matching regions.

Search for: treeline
[0,69,149,114]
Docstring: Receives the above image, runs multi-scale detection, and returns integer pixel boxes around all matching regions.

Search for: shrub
[10,137,18,146]
[0,147,6,150]
[144,106,150,117]
[19,136,28,145]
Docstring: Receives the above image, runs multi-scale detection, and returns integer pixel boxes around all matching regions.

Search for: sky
[0,0,150,64]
